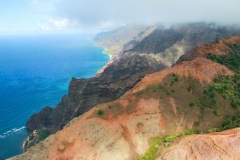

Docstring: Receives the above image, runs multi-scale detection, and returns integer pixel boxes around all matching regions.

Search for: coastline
[0,37,109,159]
[102,48,112,59]
[94,43,112,60]
[19,42,111,156]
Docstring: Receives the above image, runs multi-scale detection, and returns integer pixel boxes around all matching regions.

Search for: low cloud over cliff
[54,0,240,30]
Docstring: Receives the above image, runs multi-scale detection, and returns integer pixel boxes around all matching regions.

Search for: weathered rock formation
[9,36,240,159]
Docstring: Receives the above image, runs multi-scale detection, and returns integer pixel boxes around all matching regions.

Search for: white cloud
[38,18,69,31]
[5,0,239,34]
[53,0,240,31]
[38,23,50,30]
[48,18,68,29]
[97,21,124,30]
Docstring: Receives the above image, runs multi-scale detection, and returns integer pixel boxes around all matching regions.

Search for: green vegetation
[206,43,240,73]
[140,111,240,160]
[108,105,112,109]
[139,135,177,160]
[189,101,195,107]
[194,120,200,126]
[139,137,161,160]
[174,76,178,82]
[105,48,115,55]
[138,43,240,159]
[211,75,240,109]
[166,91,171,95]
[163,135,178,142]
[185,129,194,135]
[199,86,218,111]
[37,130,50,142]
[213,109,220,116]
[97,109,104,115]
[196,73,240,112]
[178,132,184,137]
[221,114,240,130]
[170,74,179,86]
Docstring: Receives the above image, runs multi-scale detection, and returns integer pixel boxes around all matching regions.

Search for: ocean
[0,33,109,159]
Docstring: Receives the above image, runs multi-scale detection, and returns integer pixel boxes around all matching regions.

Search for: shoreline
[93,43,115,77]
[18,42,111,156]
[102,48,112,59]
[94,43,112,60]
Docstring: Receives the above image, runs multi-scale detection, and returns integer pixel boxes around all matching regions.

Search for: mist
[1,0,239,34]
[53,0,240,31]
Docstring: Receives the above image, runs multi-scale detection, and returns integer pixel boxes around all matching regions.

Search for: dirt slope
[157,128,240,160]
[9,56,237,160]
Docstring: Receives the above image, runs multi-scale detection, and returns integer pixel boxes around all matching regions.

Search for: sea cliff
[15,23,240,157]
[9,35,240,160]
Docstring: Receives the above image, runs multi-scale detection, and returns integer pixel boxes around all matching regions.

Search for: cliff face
[10,35,240,159]
[26,23,240,136]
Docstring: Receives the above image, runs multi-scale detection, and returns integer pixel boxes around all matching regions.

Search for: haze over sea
[0,33,109,159]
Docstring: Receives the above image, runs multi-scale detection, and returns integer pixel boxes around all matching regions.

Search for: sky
[0,0,240,34]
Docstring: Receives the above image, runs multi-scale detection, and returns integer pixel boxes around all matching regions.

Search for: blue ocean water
[0,33,109,159]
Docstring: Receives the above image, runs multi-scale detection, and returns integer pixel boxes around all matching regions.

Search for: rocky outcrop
[26,23,240,136]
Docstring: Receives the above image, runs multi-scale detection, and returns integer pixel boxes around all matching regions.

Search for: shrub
[178,132,184,137]
[213,109,219,116]
[209,92,215,98]
[189,101,195,107]
[163,135,178,142]
[185,129,194,135]
[174,76,178,82]
[141,137,161,160]
[166,91,171,95]
[203,89,207,94]
[37,130,50,142]
[194,120,200,126]
[108,105,112,109]
[231,100,238,109]
[98,109,104,115]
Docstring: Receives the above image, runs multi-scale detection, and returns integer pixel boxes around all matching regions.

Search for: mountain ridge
[22,23,240,155]
[9,35,240,160]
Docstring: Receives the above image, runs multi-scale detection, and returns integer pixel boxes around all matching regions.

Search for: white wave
[0,126,26,139]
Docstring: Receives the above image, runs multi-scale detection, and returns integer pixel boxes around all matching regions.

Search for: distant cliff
[25,23,240,136]
[10,36,240,160]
